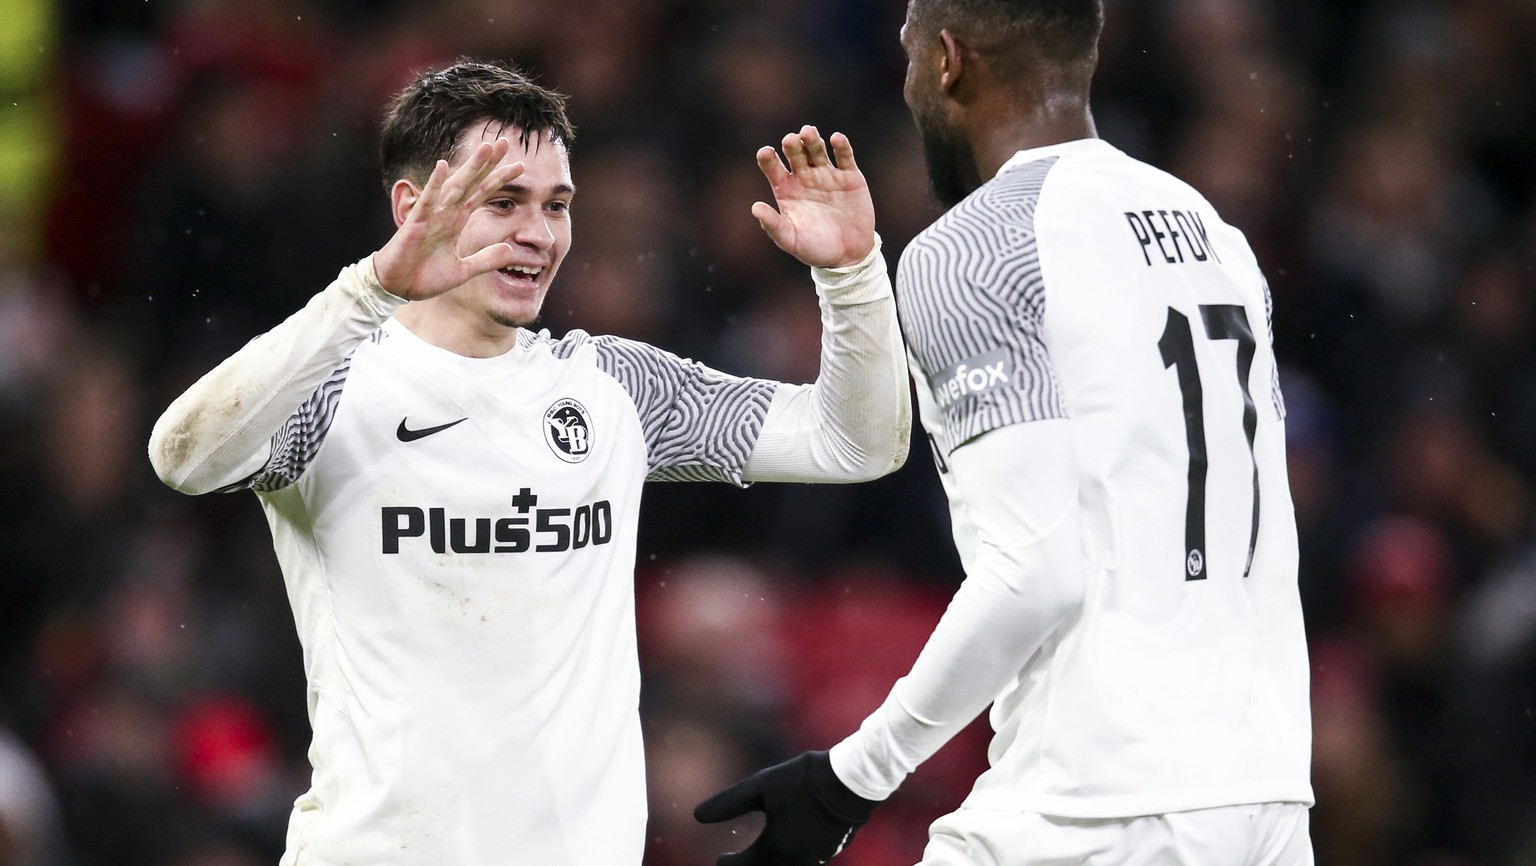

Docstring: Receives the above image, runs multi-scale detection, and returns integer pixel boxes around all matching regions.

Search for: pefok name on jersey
[381,487,613,554]
[930,347,1011,410]
[1123,208,1222,267]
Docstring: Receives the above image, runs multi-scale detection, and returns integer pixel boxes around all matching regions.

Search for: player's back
[902,139,1312,818]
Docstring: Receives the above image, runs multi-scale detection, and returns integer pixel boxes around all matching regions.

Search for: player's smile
[497,263,545,286]
[493,262,547,298]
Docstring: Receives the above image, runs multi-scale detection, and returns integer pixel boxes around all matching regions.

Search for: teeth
[504,265,543,276]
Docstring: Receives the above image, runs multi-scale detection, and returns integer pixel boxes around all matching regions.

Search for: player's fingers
[471,138,513,195]
[756,146,790,186]
[488,135,511,164]
[800,125,829,167]
[781,131,809,173]
[413,159,453,212]
[694,778,764,824]
[433,145,483,205]
[830,132,858,171]
[468,140,510,192]
[443,140,503,204]
[476,160,526,200]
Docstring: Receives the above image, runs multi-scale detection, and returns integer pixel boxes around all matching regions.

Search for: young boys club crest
[544,398,593,463]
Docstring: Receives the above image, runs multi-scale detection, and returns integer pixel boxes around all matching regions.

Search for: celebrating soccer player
[148,61,909,865]
[696,2,1314,864]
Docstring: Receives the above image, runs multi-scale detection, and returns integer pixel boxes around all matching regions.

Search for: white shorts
[916,802,1313,866]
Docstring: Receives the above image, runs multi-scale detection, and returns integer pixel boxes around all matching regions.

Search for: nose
[511,211,555,252]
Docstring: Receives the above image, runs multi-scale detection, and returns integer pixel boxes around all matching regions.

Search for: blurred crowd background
[1,0,1534,864]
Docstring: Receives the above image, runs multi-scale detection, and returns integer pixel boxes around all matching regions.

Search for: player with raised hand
[698,1,1314,864]
[149,61,908,866]
[371,136,529,301]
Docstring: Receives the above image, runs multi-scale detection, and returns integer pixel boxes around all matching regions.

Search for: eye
[488,199,515,212]
[547,200,571,215]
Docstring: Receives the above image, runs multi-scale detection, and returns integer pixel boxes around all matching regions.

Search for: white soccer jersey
[254,318,773,865]
[149,248,907,865]
[834,138,1311,819]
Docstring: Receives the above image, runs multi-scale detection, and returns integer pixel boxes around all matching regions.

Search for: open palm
[373,138,526,301]
[753,127,877,269]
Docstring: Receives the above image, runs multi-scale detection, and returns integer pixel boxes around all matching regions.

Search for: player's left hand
[694,750,881,866]
[753,127,877,269]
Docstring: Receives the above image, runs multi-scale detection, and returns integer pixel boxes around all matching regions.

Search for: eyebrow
[496,182,576,196]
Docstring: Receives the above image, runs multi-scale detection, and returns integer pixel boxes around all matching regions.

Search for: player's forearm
[830,420,1085,799]
[743,239,911,482]
[831,526,1082,798]
[149,256,405,494]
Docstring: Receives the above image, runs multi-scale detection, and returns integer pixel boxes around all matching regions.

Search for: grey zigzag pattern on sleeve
[547,330,775,485]
[896,156,1067,456]
[230,330,382,492]
[1261,276,1286,420]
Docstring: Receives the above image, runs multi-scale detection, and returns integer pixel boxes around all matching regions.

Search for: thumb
[462,242,518,277]
[694,776,765,824]
[751,201,787,244]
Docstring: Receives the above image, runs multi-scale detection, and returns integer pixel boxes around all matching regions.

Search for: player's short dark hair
[379,59,576,190]
[908,0,1103,73]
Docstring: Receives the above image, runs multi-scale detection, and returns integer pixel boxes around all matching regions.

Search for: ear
[938,28,966,96]
[390,178,423,229]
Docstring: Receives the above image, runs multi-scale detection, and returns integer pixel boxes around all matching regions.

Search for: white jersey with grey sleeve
[831,138,1311,819]
[148,246,906,866]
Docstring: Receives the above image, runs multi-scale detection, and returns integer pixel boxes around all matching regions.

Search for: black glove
[694,750,882,866]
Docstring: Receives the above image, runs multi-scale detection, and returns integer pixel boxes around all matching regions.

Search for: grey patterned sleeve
[897,157,1068,458]
[589,335,776,486]
[1261,275,1286,420]
[220,353,356,493]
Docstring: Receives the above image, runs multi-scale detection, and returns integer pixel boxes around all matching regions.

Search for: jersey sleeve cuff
[350,254,411,316]
[828,737,905,802]
[811,234,890,306]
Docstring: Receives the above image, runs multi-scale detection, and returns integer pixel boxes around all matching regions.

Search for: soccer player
[695,1,1313,864]
[148,61,910,865]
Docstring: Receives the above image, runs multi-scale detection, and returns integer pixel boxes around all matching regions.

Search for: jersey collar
[995,138,1117,178]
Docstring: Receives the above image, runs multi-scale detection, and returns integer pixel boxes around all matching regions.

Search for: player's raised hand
[373,138,525,301]
[694,751,880,866]
[753,127,876,269]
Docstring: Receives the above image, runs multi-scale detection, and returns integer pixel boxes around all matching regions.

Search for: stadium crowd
[0,0,1533,864]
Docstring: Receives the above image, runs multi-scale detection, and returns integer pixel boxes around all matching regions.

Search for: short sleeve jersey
[897,139,1311,817]
[245,318,774,866]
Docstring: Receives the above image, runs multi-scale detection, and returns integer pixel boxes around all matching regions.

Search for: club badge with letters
[544,398,593,463]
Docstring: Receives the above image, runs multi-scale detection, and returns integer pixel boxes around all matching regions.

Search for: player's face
[451,124,574,329]
[900,16,980,210]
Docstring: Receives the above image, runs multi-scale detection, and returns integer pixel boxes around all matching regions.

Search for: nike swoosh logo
[396,417,468,442]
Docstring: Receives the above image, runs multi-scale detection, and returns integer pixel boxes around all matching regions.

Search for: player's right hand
[694,750,881,866]
[373,138,526,301]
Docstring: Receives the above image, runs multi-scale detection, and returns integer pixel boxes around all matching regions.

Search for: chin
[490,308,540,330]
[914,109,979,210]
[492,294,548,329]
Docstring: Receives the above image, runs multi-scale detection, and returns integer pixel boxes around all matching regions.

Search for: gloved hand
[694,750,882,866]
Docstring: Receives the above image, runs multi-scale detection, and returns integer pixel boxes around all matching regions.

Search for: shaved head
[900,0,1103,208]
[906,0,1103,85]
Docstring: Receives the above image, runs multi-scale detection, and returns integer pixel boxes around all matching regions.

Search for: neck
[968,95,1097,183]
[394,300,521,358]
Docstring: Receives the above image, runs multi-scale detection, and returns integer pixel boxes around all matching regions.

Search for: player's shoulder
[1025,139,1257,266]
[519,328,664,363]
[1032,139,1211,213]
[915,155,1059,248]
[530,329,707,393]
[904,139,1150,255]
